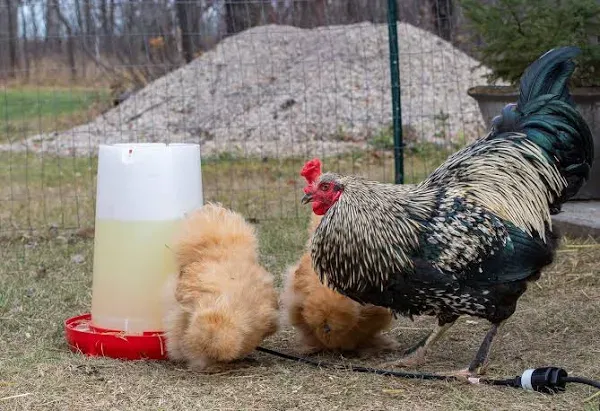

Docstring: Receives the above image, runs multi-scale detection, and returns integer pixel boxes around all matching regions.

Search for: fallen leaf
[382,389,404,395]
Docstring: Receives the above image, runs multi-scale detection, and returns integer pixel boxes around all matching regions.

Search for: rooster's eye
[320,183,330,191]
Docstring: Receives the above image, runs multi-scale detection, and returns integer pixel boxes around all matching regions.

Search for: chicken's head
[300,158,344,216]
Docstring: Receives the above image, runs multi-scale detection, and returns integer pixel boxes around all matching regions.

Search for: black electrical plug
[516,367,569,394]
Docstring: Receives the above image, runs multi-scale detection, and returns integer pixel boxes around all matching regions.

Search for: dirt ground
[1,223,598,411]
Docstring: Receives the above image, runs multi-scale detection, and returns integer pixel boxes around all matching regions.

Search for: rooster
[300,47,594,376]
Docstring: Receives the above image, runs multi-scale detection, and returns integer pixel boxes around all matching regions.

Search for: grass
[0,226,599,410]
[0,145,450,234]
[0,87,110,144]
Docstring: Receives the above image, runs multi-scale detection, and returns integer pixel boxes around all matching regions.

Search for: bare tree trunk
[314,0,326,26]
[83,1,97,68]
[6,0,18,77]
[20,3,30,81]
[225,0,272,34]
[99,0,113,54]
[45,0,61,52]
[52,0,77,81]
[74,0,87,77]
[84,0,95,37]
[345,0,359,24]
[189,2,202,53]
[431,0,454,41]
[109,0,116,37]
[27,0,40,74]
[176,0,194,63]
[224,1,238,35]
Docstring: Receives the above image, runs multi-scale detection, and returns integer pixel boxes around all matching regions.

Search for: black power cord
[563,377,600,390]
[255,346,600,394]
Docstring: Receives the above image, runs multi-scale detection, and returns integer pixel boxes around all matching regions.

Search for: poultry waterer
[65,143,203,360]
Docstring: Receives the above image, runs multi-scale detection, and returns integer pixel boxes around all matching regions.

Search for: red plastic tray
[64,313,168,360]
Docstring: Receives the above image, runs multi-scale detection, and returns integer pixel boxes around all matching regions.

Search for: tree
[5,0,18,78]
[224,0,273,35]
[430,0,454,41]
[51,0,77,80]
[176,0,197,63]
[461,0,600,87]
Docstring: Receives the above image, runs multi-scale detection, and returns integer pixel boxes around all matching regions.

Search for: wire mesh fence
[1,0,489,239]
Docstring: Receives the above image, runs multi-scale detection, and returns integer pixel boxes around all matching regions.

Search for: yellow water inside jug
[90,218,181,334]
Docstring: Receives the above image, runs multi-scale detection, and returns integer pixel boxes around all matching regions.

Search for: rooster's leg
[449,321,504,378]
[378,320,455,369]
[467,321,503,374]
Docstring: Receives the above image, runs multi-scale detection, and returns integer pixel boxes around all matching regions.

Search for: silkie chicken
[163,203,279,372]
[280,159,400,354]
[300,47,594,377]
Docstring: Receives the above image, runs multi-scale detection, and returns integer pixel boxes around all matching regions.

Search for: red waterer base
[64,313,168,360]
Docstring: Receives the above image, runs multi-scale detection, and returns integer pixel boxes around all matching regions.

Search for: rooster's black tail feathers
[489,46,594,205]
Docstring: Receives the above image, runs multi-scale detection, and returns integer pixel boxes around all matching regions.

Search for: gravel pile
[2,22,496,158]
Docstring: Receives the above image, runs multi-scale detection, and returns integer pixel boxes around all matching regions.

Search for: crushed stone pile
[2,22,496,158]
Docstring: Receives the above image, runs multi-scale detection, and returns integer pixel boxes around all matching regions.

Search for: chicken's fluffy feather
[163,203,279,371]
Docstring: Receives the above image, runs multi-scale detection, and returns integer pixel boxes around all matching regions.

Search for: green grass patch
[0,87,110,143]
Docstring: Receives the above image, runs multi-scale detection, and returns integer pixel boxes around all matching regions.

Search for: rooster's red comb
[300,158,322,184]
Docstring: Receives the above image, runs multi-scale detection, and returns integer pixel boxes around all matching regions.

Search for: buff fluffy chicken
[163,203,279,372]
[281,160,400,354]
[300,47,594,377]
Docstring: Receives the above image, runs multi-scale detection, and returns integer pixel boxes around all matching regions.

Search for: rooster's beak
[301,193,313,204]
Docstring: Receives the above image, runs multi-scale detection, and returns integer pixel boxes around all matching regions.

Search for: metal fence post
[386,0,404,184]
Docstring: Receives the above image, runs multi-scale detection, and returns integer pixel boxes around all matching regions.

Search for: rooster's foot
[376,348,426,369]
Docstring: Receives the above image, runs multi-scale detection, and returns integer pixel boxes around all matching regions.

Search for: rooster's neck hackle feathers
[311,174,434,292]
[422,136,565,242]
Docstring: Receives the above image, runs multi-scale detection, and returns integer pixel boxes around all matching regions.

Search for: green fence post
[387,0,404,184]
